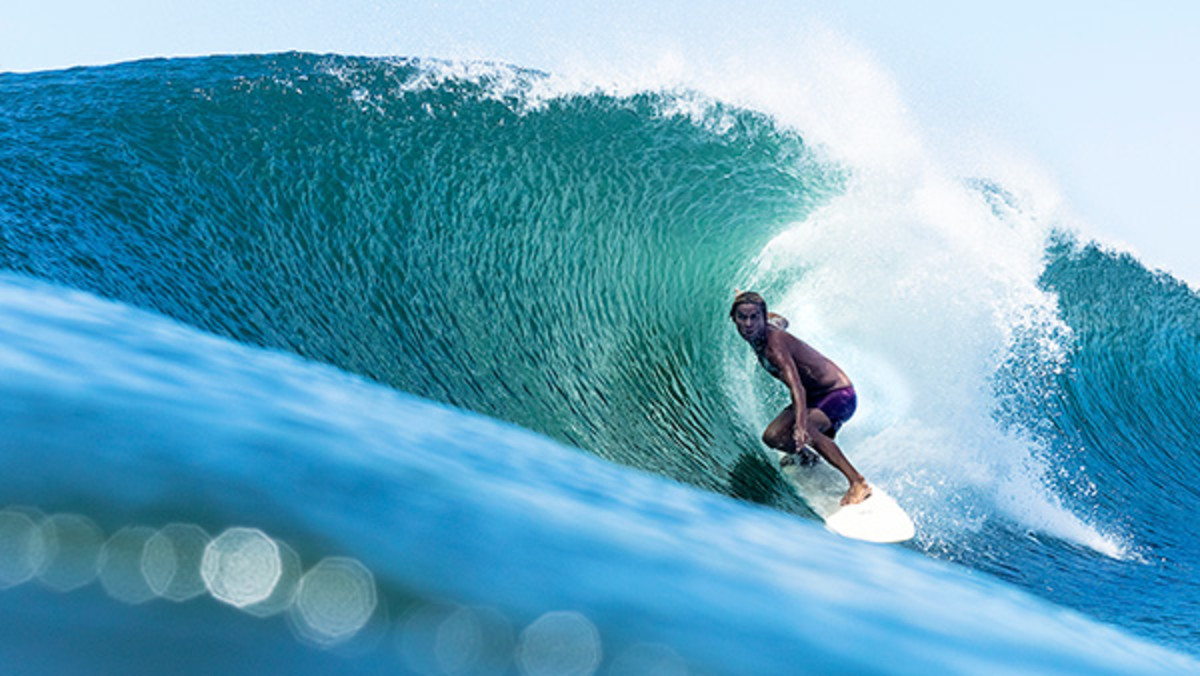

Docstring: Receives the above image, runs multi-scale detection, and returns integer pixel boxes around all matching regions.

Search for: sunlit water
[2,54,1200,673]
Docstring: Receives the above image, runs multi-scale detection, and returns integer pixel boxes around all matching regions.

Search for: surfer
[729,291,872,506]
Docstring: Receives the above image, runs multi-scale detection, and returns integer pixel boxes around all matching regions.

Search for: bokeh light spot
[97,526,158,605]
[243,539,302,618]
[201,527,281,608]
[36,513,104,592]
[0,508,45,588]
[291,556,377,646]
[437,605,515,676]
[515,611,602,676]
[142,523,211,601]
[399,603,516,676]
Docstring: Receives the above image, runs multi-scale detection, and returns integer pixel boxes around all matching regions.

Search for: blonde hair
[729,291,767,319]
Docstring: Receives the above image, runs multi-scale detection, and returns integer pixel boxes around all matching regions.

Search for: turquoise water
[1,53,1199,673]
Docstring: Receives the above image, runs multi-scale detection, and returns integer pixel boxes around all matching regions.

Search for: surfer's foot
[840,481,872,506]
[780,448,819,467]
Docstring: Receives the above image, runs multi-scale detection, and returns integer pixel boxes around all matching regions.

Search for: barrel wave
[2,53,1199,673]
[0,53,838,488]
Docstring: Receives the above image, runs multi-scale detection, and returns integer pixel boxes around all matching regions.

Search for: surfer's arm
[765,338,810,446]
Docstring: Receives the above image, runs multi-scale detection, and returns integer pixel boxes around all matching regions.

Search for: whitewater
[1,41,1199,675]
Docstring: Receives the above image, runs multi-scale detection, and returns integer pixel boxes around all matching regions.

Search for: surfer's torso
[754,326,851,399]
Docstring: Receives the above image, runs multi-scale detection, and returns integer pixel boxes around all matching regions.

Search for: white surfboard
[774,449,915,543]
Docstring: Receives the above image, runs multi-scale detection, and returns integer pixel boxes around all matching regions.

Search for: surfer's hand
[793,427,811,450]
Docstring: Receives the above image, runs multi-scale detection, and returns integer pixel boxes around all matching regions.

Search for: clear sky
[3,1,1197,284]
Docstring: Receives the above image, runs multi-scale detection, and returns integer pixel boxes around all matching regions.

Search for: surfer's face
[733,303,767,342]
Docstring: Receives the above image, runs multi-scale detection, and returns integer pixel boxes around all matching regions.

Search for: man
[730,291,871,506]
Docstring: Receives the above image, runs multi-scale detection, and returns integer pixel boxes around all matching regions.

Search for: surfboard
[774,448,915,543]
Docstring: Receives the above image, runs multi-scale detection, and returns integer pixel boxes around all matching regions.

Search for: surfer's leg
[762,406,818,466]
[804,409,871,506]
[761,405,795,450]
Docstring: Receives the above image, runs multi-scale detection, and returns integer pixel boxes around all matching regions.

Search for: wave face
[2,53,1200,670]
[0,53,837,489]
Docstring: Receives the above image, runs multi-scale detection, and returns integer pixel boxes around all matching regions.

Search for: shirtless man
[729,291,871,505]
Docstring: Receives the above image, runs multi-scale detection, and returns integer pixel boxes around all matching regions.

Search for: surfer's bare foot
[840,481,872,506]
[780,448,819,467]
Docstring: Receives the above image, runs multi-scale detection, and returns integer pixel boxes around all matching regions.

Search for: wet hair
[729,291,767,320]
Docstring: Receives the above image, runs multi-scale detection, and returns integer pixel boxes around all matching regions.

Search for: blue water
[1,53,1199,674]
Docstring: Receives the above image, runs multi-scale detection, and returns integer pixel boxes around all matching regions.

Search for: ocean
[1,52,1198,674]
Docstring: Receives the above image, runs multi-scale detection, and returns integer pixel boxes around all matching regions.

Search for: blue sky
[3,1,1197,283]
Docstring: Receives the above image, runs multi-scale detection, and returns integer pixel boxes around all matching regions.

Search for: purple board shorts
[808,386,857,433]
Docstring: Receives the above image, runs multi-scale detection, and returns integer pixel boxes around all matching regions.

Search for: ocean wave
[3,52,1200,660]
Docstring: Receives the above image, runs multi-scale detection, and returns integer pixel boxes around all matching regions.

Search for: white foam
[736,155,1134,554]
[662,27,1132,558]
